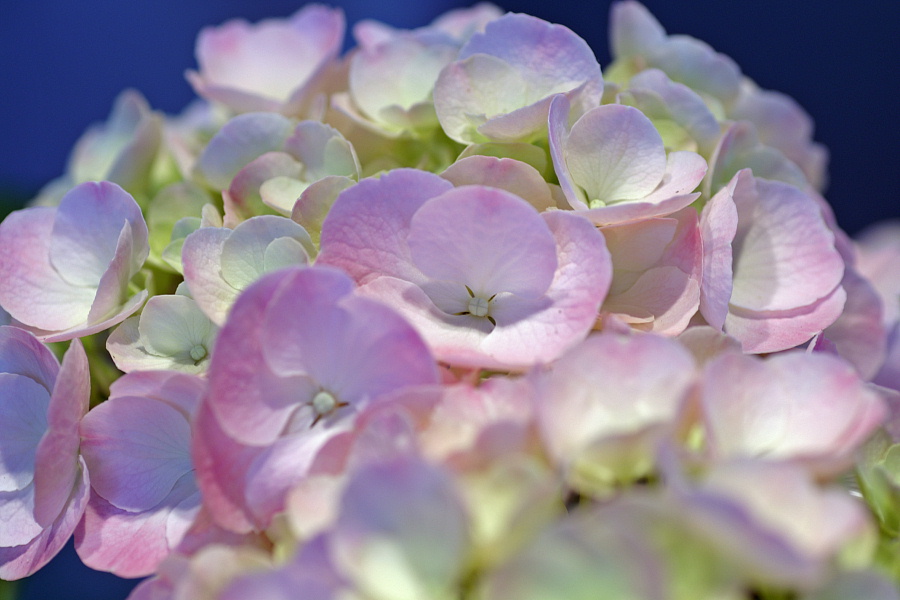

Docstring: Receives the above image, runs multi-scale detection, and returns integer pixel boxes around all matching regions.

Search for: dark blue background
[2,1,898,598]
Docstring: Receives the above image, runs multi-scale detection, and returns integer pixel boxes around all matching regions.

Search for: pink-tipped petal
[0,326,59,388]
[0,457,89,581]
[609,0,666,59]
[407,186,557,297]
[196,113,295,190]
[440,156,555,212]
[0,375,49,492]
[730,177,844,312]
[189,5,344,114]
[49,182,148,288]
[317,169,453,283]
[724,285,847,354]
[0,208,95,331]
[80,396,193,513]
[703,351,886,472]
[182,226,237,325]
[699,170,742,329]
[75,477,200,578]
[191,402,259,534]
[565,104,667,204]
[32,339,89,527]
[822,267,888,380]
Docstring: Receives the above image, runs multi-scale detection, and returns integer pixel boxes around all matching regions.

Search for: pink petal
[575,151,704,226]
[80,395,192,513]
[108,370,204,419]
[731,177,844,312]
[284,121,360,181]
[646,36,741,104]
[725,285,847,354]
[702,352,886,472]
[86,221,135,324]
[358,276,494,368]
[182,226,237,325]
[49,182,147,288]
[0,208,95,331]
[0,485,43,547]
[477,85,584,143]
[603,266,699,335]
[290,175,355,244]
[408,186,557,297]
[317,169,453,283]
[349,35,456,131]
[191,402,260,534]
[189,6,344,112]
[0,457,89,580]
[207,269,331,445]
[37,290,148,344]
[625,69,721,154]
[458,13,600,102]
[429,3,503,41]
[547,94,585,207]
[564,104,667,203]
[0,374,48,492]
[226,151,303,220]
[533,332,695,468]
[260,268,438,404]
[32,339,89,526]
[331,457,470,597]
[728,83,827,190]
[822,267,888,380]
[609,0,666,59]
[434,12,600,144]
[601,209,702,334]
[706,121,807,198]
[219,215,313,290]
[0,326,59,389]
[74,477,200,578]
[481,210,612,365]
[243,431,348,527]
[440,156,555,212]
[699,170,741,329]
[195,113,295,190]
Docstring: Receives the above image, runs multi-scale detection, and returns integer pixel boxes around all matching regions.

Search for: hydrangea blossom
[193,266,439,531]
[317,169,612,370]
[1,2,897,597]
[106,292,219,374]
[187,5,345,116]
[0,327,90,579]
[548,94,708,226]
[0,181,149,342]
[434,12,602,144]
[182,215,316,325]
[700,170,846,352]
[76,371,206,577]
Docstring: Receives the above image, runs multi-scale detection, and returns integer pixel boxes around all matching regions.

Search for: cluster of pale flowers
[1,1,900,598]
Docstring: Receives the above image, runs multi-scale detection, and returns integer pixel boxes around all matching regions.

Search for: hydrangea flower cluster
[2,2,899,598]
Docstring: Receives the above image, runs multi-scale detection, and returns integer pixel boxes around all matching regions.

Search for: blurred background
[0,0,897,598]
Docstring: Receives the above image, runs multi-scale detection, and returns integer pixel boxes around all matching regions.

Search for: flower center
[455,285,497,326]
[189,344,208,362]
[467,296,490,317]
[312,390,337,416]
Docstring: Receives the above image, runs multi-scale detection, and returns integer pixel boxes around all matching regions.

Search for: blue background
[1,1,898,598]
